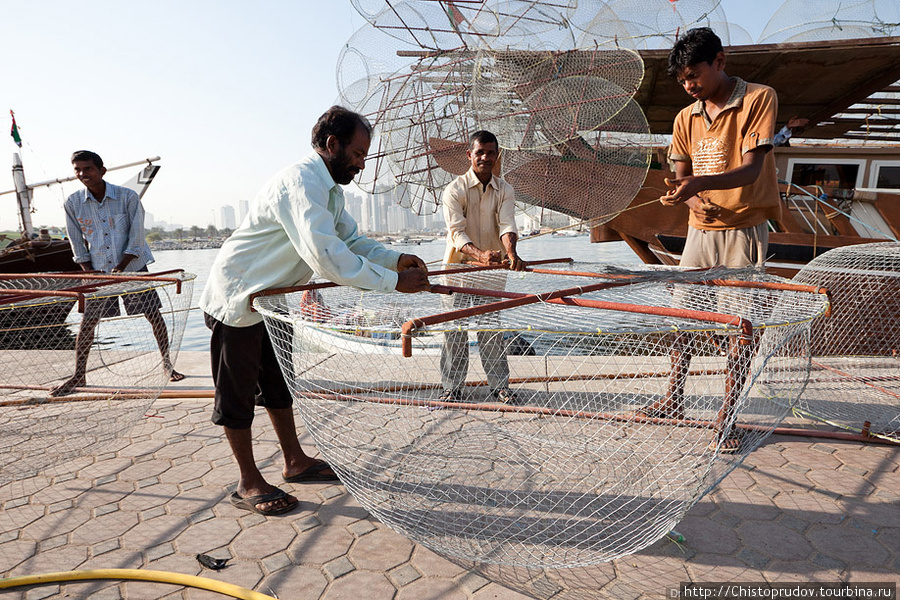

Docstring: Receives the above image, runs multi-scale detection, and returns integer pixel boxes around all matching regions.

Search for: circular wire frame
[788,242,900,442]
[0,272,196,487]
[254,265,828,567]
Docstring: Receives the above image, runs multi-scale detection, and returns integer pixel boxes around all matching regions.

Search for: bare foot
[49,375,87,397]
[168,370,185,382]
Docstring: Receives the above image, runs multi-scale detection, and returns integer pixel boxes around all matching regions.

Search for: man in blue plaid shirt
[51,150,184,396]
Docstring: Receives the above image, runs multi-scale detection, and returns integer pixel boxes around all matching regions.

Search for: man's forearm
[501,232,518,258]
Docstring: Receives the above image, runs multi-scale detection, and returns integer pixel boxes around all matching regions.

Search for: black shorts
[205,313,293,429]
[83,267,163,319]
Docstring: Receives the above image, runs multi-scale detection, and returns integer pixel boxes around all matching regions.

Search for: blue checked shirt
[63,182,154,272]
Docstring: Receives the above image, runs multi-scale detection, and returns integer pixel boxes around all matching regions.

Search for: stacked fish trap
[254,262,828,567]
[789,242,900,442]
[0,271,194,485]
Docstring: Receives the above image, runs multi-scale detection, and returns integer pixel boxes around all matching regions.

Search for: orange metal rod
[0,272,184,294]
[247,257,573,306]
[0,289,85,311]
[400,279,630,357]
[423,283,754,350]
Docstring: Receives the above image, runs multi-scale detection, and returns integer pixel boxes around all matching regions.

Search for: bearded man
[200,106,430,516]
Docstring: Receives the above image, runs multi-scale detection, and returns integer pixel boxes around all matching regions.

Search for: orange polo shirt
[668,77,782,231]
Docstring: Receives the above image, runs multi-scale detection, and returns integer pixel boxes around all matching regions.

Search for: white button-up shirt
[442,169,517,265]
[63,182,154,272]
[200,152,402,327]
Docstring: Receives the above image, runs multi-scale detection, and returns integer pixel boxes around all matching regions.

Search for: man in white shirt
[440,130,524,404]
[200,106,430,516]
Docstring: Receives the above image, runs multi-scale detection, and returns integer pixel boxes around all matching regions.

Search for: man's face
[329,126,370,185]
[676,54,725,101]
[467,139,499,178]
[73,160,106,189]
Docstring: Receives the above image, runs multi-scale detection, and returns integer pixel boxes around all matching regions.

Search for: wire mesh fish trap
[788,242,900,442]
[0,271,195,486]
[254,264,828,567]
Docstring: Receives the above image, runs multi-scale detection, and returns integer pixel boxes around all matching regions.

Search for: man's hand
[395,268,430,293]
[397,253,427,272]
[79,262,93,272]
[507,253,525,271]
[686,196,721,224]
[111,253,138,274]
[481,249,502,264]
[659,175,704,206]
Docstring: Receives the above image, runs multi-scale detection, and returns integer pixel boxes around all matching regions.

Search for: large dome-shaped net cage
[787,242,900,442]
[0,271,195,486]
[253,263,828,567]
[337,0,732,227]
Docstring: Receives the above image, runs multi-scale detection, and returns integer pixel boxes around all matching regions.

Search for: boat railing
[779,180,899,242]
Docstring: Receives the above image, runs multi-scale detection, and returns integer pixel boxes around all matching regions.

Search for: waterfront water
[152,237,642,352]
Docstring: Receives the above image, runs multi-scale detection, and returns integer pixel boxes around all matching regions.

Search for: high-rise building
[238,200,249,226]
[218,205,236,230]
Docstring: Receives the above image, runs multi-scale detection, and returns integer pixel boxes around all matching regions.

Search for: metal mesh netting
[0,271,195,486]
[788,242,900,442]
[758,0,900,43]
[338,0,738,225]
[254,264,828,567]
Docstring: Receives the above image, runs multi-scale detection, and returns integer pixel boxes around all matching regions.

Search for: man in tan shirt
[440,130,524,404]
[638,27,781,454]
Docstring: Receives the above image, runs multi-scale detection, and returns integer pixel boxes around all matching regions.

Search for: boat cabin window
[869,161,900,190]
[786,160,864,197]
[783,159,866,236]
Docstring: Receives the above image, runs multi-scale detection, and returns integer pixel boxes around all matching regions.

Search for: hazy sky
[1,0,784,232]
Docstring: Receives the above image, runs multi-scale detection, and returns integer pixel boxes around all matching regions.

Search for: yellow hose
[0,569,278,599]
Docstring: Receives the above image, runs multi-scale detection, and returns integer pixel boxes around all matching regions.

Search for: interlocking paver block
[328,571,397,599]
[737,520,811,560]
[350,528,414,571]
[411,546,468,578]
[677,516,741,554]
[0,539,36,573]
[389,564,422,587]
[808,524,890,567]
[173,516,240,555]
[288,524,354,565]
[260,564,328,600]
[324,556,356,579]
[232,520,298,560]
[122,514,190,548]
[347,519,377,537]
[396,577,467,600]
[70,511,138,546]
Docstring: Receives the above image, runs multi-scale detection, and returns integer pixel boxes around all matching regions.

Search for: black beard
[329,148,358,185]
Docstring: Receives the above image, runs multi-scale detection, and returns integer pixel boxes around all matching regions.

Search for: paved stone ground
[0,352,898,599]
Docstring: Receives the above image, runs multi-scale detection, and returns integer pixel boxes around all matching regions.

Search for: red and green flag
[10,110,22,148]
[444,2,465,30]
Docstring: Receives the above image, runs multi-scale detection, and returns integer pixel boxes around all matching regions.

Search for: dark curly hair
[667,27,724,79]
[311,106,373,151]
[70,150,104,168]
